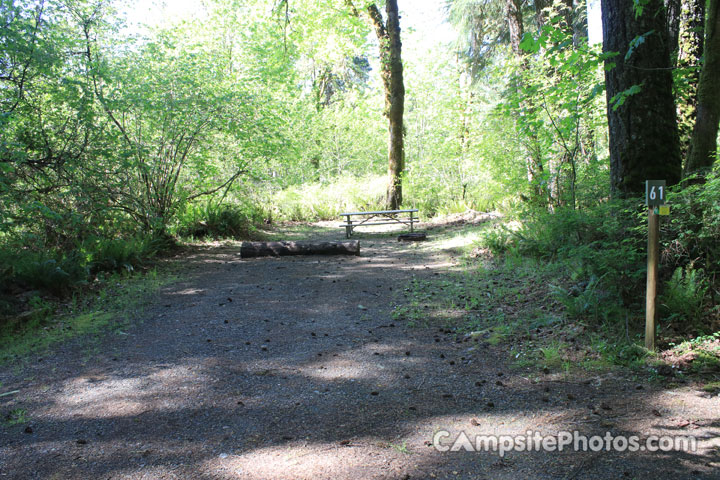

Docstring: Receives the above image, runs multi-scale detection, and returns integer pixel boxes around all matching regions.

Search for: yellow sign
[658,205,670,216]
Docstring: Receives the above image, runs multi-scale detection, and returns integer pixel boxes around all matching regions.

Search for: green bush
[88,236,161,274]
[660,266,709,327]
[513,202,645,302]
[492,181,720,337]
[1,250,88,295]
[665,169,720,275]
[0,233,163,297]
[480,226,515,253]
[176,201,266,239]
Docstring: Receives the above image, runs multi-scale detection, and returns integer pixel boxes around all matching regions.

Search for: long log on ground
[240,240,360,258]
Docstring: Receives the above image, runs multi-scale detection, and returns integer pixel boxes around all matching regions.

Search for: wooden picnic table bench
[339,209,419,238]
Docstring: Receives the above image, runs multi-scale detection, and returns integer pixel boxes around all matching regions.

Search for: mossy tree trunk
[601,0,682,196]
[685,0,720,176]
[667,0,707,163]
[365,2,405,210]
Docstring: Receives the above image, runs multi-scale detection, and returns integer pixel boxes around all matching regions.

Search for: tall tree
[667,0,706,162]
[447,0,507,76]
[601,0,681,195]
[685,0,720,175]
[368,1,406,209]
[345,0,405,209]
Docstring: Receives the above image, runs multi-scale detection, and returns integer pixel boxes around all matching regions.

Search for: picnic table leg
[410,210,414,232]
[345,216,352,238]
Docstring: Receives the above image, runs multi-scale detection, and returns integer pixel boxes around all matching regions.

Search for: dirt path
[1,224,718,479]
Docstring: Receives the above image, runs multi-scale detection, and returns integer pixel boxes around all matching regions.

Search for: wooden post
[645,207,660,350]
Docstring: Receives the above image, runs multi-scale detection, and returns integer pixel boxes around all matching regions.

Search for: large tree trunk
[368,2,405,210]
[601,0,681,196]
[666,0,681,54]
[685,0,720,175]
[534,0,550,29]
[240,241,360,258]
[674,0,707,164]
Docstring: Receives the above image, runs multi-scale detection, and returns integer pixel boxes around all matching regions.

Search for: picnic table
[339,209,419,238]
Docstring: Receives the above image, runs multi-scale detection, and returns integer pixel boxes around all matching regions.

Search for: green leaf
[625,30,654,61]
[610,84,643,111]
[519,33,541,54]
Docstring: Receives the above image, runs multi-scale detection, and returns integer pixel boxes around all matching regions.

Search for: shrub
[0,234,163,297]
[508,201,646,312]
[88,236,160,274]
[659,266,709,328]
[176,201,266,239]
[5,251,88,295]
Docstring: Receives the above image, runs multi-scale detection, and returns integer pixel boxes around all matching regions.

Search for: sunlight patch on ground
[204,444,392,480]
[172,288,207,296]
[428,231,483,252]
[48,364,209,419]
[613,389,720,456]
[201,410,575,480]
[297,342,425,382]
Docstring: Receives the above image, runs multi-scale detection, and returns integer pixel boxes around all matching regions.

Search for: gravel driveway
[1,225,718,479]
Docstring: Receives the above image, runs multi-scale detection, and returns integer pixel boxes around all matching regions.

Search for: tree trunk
[666,0,681,57]
[534,0,550,29]
[240,241,360,258]
[676,0,706,164]
[571,0,589,45]
[367,2,405,210]
[601,0,681,196]
[685,0,720,175]
[506,0,524,55]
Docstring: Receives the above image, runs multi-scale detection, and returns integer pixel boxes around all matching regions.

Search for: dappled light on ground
[2,225,718,479]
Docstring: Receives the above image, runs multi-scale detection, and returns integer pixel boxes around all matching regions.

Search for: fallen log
[240,240,360,258]
[398,232,427,241]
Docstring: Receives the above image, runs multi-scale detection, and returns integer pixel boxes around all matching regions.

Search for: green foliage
[0,267,174,363]
[88,236,161,274]
[540,343,565,369]
[271,175,387,221]
[479,226,514,253]
[610,84,643,111]
[597,340,650,368]
[660,266,709,326]
[506,13,608,209]
[486,181,720,338]
[176,201,266,239]
[0,233,160,298]
[4,408,28,426]
[0,250,87,295]
[551,275,615,323]
[485,202,647,331]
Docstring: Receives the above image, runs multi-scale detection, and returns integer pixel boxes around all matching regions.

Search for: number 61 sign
[645,180,666,207]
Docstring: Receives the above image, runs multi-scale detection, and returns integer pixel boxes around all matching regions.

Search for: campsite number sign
[645,180,666,207]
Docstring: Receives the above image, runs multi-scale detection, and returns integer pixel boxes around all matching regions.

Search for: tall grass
[270,175,388,221]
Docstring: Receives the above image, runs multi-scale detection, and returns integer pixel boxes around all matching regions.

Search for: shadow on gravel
[1,231,717,479]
